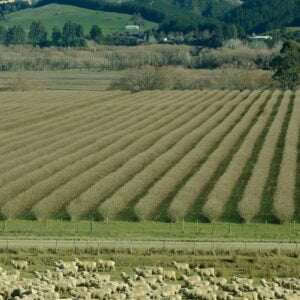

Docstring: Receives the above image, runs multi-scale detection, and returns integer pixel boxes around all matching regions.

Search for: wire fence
[0,239,299,252]
[0,219,299,238]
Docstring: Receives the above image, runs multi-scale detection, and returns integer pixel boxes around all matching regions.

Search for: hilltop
[0,3,157,33]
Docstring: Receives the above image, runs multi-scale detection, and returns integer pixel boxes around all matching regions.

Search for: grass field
[0,220,299,242]
[0,90,299,224]
[1,3,157,34]
[0,71,121,91]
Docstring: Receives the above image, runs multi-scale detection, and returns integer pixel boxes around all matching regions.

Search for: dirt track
[0,239,299,251]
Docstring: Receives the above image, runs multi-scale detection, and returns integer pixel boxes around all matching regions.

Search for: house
[249,34,272,40]
[125,25,140,31]
[0,0,33,4]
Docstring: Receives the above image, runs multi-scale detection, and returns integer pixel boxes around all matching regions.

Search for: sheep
[134,267,153,278]
[255,287,275,299]
[11,260,28,270]
[163,270,177,281]
[194,267,216,278]
[233,277,253,286]
[240,291,258,300]
[97,259,115,271]
[74,258,97,272]
[210,277,228,287]
[215,290,229,300]
[146,266,163,275]
[93,273,110,282]
[70,289,91,299]
[171,261,190,274]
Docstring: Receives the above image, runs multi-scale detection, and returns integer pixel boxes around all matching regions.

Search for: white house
[249,34,272,40]
[0,0,34,4]
[125,25,140,31]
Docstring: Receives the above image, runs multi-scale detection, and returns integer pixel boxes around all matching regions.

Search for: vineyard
[0,89,299,224]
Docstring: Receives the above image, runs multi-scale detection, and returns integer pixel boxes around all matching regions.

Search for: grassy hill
[1,3,158,33]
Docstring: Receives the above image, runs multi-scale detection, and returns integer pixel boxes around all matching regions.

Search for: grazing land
[0,248,300,299]
[1,4,158,33]
[0,90,299,225]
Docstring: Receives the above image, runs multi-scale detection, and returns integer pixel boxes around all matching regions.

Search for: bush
[109,66,169,92]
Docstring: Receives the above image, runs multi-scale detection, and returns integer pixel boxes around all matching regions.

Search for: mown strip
[133,91,252,221]
[238,91,292,223]
[201,91,277,222]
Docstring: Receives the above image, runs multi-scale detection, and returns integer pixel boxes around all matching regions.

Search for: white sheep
[163,270,177,281]
[10,260,28,270]
[97,259,115,271]
[194,267,216,278]
[171,261,190,274]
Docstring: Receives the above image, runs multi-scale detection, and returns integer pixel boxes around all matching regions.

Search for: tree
[6,25,25,45]
[271,40,300,90]
[90,25,102,43]
[62,21,86,47]
[28,21,48,46]
[52,26,62,46]
[0,25,7,44]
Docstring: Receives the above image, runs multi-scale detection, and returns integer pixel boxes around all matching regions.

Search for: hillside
[225,0,300,33]
[1,3,157,33]
[0,90,299,223]
[36,0,238,19]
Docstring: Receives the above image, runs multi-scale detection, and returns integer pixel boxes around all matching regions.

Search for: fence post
[90,218,93,233]
[228,223,232,235]
[182,218,185,233]
[293,220,296,234]
[3,220,7,232]
[97,241,100,255]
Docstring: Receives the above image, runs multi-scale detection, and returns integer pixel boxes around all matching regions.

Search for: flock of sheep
[0,258,299,299]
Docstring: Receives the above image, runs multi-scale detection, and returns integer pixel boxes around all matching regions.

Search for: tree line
[0,21,103,47]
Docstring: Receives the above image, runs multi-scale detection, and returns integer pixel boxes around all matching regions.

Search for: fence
[0,219,299,238]
[0,239,299,252]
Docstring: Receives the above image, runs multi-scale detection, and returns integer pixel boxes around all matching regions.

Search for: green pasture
[0,220,299,242]
[1,4,158,34]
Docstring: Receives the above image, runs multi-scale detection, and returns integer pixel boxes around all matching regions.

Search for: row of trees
[0,21,103,47]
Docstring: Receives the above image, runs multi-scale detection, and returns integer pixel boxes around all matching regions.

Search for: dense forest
[225,0,300,33]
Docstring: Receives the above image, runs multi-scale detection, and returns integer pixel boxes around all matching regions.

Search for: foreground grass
[0,247,300,280]
[0,220,299,242]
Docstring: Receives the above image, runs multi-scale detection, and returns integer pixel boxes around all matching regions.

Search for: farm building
[249,34,272,40]
[125,25,140,31]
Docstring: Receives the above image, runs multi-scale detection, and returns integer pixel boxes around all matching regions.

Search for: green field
[0,220,299,242]
[1,3,158,33]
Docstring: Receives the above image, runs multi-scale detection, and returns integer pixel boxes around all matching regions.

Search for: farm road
[0,239,299,251]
